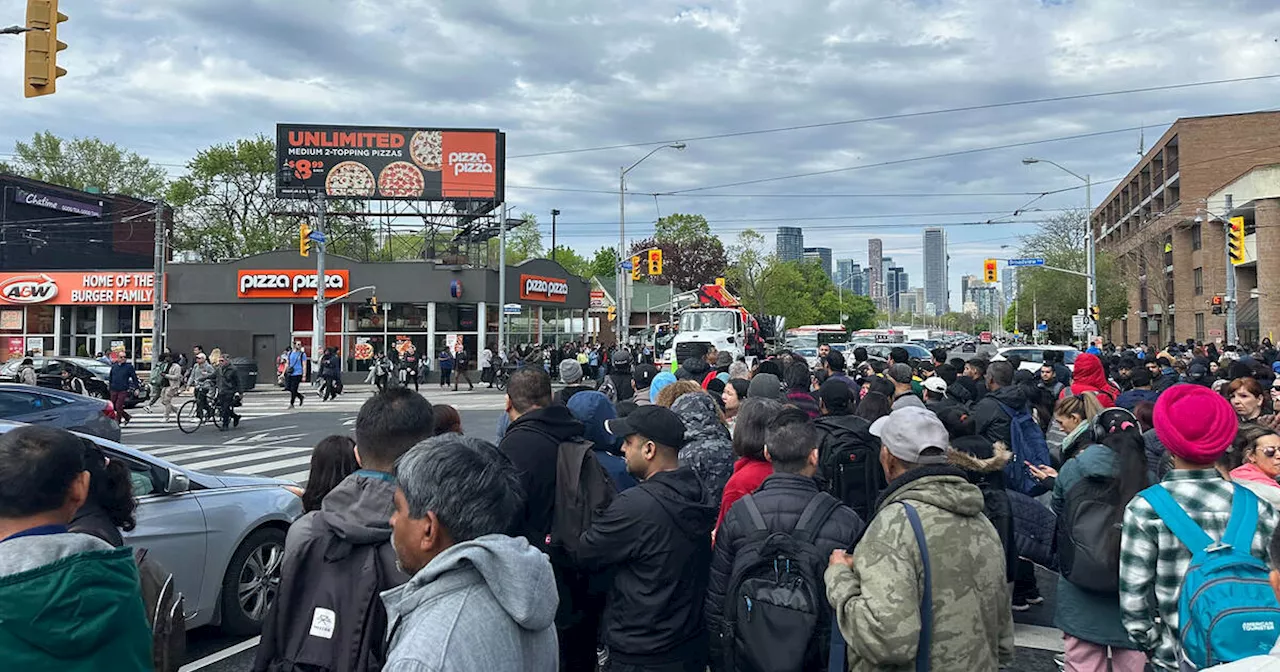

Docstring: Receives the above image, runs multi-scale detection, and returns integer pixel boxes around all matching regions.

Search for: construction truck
[667,284,780,366]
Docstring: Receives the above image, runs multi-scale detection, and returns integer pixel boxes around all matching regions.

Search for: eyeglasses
[1258,447,1279,459]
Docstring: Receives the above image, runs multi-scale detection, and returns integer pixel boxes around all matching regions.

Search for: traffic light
[648,249,663,276]
[299,222,312,257]
[24,0,68,98]
[1090,305,1100,323]
[607,306,616,322]
[631,255,642,281]
[1211,295,1224,315]
[983,259,998,283]
[369,295,379,314]
[1229,216,1246,266]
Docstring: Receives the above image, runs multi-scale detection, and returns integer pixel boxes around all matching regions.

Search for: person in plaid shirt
[1119,384,1280,670]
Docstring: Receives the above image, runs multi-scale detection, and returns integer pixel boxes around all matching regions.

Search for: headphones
[1091,407,1140,444]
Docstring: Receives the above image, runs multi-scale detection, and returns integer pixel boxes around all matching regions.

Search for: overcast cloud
[3,0,1280,308]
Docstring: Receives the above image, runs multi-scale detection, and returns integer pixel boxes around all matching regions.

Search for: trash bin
[229,357,259,392]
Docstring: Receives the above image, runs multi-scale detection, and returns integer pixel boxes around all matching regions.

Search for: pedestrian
[708,406,865,671]
[157,352,183,422]
[720,378,748,432]
[432,404,463,436]
[453,346,474,391]
[572,405,718,672]
[1067,353,1119,407]
[1055,393,1106,466]
[1225,424,1280,508]
[1229,376,1276,427]
[826,406,1015,671]
[555,359,596,406]
[937,407,1016,587]
[672,391,735,504]
[108,353,139,426]
[852,390,891,423]
[1119,384,1280,670]
[17,357,35,386]
[1199,526,1280,670]
[1051,408,1151,672]
[815,377,886,522]
[382,435,559,671]
[480,342,495,388]
[0,425,152,670]
[568,390,637,491]
[254,388,435,671]
[293,435,359,513]
[649,370,677,405]
[319,347,341,401]
[400,345,420,392]
[600,350,635,403]
[437,348,454,389]
[68,438,137,548]
[783,361,821,419]
[716,397,783,528]
[284,341,306,408]
[1115,368,1159,410]
[632,363,658,407]
[214,353,242,428]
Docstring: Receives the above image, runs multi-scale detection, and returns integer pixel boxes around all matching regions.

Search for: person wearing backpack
[815,378,887,523]
[707,407,865,672]
[253,388,435,672]
[1051,408,1151,672]
[1200,526,1280,670]
[1119,384,1280,670]
[825,406,1015,671]
[572,405,718,672]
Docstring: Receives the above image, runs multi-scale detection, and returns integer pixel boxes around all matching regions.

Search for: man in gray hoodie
[384,434,558,670]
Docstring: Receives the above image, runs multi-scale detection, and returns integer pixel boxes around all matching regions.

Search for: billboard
[0,271,157,306]
[275,124,505,202]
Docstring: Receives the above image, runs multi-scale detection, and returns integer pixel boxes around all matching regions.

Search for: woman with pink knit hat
[1118,384,1280,670]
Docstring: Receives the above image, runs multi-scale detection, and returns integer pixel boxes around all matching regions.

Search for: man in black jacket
[970,361,1028,449]
[814,379,886,522]
[708,407,865,669]
[574,405,717,672]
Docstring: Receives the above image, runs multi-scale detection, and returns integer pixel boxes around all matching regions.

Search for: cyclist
[188,352,216,418]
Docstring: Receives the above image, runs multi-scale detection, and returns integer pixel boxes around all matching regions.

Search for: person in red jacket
[1062,352,1118,407]
[716,398,784,529]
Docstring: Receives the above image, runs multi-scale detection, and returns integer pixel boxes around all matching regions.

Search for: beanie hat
[747,373,782,401]
[1153,384,1238,464]
[559,359,584,384]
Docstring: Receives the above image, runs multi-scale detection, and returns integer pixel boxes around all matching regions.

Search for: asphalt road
[130,372,1072,672]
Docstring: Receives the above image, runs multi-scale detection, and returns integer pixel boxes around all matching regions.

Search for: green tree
[1,131,168,199]
[725,229,770,314]
[587,247,620,279]
[752,257,875,330]
[548,246,592,278]
[654,212,712,245]
[488,212,543,265]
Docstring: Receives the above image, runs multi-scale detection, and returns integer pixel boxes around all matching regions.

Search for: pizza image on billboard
[325,161,376,197]
[277,124,504,202]
[378,162,425,198]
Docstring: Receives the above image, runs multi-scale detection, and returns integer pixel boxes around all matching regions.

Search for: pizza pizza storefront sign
[275,124,505,202]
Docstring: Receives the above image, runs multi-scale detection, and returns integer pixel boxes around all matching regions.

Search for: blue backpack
[1140,483,1280,668]
[995,401,1051,495]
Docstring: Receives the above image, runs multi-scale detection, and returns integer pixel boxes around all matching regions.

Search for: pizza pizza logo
[325,161,375,197]
[448,152,494,177]
[378,162,424,198]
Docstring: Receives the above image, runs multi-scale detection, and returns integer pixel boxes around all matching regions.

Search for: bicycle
[493,366,513,392]
[177,391,231,434]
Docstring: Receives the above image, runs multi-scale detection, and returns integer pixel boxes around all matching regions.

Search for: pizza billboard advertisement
[275,124,505,202]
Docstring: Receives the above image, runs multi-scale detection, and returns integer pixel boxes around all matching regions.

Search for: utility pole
[150,199,165,371]
[550,209,560,263]
[497,203,507,354]
[1224,194,1238,344]
[312,193,326,371]
[1085,174,1097,344]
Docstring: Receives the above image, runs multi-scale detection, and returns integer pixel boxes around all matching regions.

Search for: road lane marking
[179,635,258,671]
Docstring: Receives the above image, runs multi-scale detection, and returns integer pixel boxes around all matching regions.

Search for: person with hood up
[384,435,559,671]
[826,406,1015,671]
[1065,352,1118,407]
[573,405,718,672]
[715,397,783,528]
[600,350,635,403]
[255,388,435,671]
[672,391,735,504]
[554,359,596,406]
[649,370,677,404]
[568,391,638,492]
[0,425,152,671]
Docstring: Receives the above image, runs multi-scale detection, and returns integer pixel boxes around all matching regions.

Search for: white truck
[664,284,775,367]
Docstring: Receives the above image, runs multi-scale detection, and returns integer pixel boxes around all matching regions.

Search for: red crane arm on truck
[694,284,764,353]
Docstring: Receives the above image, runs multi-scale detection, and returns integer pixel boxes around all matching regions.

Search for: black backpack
[550,439,616,564]
[253,535,397,672]
[134,548,186,672]
[722,493,842,672]
[1057,474,1122,593]
[816,417,886,522]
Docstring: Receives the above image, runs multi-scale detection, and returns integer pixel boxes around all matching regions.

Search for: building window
[1195,313,1205,343]
[1193,267,1203,296]
[1191,223,1202,251]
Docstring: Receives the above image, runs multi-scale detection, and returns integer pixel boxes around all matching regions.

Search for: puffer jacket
[1008,488,1057,571]
[707,473,865,670]
[672,392,735,504]
[825,465,1015,671]
[948,439,1017,583]
[971,384,1030,448]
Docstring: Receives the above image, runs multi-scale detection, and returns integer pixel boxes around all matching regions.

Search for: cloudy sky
[4,0,1280,311]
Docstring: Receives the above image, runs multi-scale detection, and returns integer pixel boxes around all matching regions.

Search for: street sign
[1037,321,1049,332]
[1071,314,1088,335]
[307,231,328,243]
[503,303,521,315]
[1007,258,1045,267]
[619,260,633,271]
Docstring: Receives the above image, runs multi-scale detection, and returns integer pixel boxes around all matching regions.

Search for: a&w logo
[0,274,58,304]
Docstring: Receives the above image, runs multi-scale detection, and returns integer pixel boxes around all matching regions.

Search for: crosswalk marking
[181,448,313,473]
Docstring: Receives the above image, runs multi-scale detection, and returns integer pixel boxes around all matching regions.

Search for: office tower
[803,247,833,280]
[868,239,883,299]
[923,227,948,316]
[776,226,804,263]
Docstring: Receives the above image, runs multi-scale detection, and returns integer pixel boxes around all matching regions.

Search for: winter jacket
[319,353,340,378]
[499,405,585,549]
[0,531,152,672]
[1115,387,1159,411]
[708,473,865,669]
[1051,444,1146,649]
[716,456,773,529]
[891,391,926,411]
[672,392,735,505]
[785,388,821,419]
[69,501,125,548]
[825,465,1015,671]
[567,391,637,491]
[1060,421,1092,466]
[109,361,139,392]
[947,438,1017,583]
[1066,353,1118,407]
[18,365,36,386]
[814,413,886,522]
[1152,369,1180,394]
[925,395,965,418]
[215,362,241,396]
[1142,428,1173,484]
[1009,487,1057,570]
[553,384,596,407]
[971,384,1031,449]
[573,467,718,665]
[381,535,559,671]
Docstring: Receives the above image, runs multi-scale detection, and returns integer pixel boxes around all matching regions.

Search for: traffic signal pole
[1226,218,1238,345]
[312,193,326,373]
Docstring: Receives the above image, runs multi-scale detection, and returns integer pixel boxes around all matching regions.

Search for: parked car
[860,343,932,362]
[0,356,149,407]
[0,419,305,635]
[0,383,121,441]
[995,345,1080,373]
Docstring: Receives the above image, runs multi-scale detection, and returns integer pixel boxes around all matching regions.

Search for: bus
[786,324,848,347]
[850,328,908,344]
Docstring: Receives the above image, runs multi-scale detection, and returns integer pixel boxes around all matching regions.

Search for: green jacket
[0,533,152,671]
[825,466,1016,671]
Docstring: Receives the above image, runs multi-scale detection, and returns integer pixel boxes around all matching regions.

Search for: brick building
[1092,111,1280,345]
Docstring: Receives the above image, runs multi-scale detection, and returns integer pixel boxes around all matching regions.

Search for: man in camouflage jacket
[826,406,1016,671]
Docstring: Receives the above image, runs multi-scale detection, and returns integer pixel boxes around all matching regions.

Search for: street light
[1023,157,1095,342]
[618,142,686,345]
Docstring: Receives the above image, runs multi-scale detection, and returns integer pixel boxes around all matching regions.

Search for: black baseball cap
[632,363,658,389]
[606,405,687,450]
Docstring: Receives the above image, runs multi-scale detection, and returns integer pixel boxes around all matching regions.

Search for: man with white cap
[826,406,1014,671]
[922,376,963,417]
